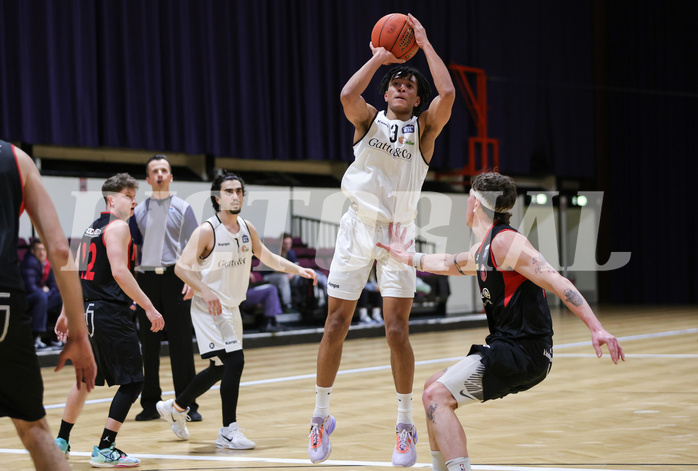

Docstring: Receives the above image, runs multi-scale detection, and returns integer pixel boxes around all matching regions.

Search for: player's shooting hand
[146,307,165,332]
[591,329,626,364]
[55,332,97,393]
[370,42,405,65]
[407,14,428,48]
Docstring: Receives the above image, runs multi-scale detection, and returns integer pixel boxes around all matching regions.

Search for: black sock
[57,420,74,441]
[98,428,117,449]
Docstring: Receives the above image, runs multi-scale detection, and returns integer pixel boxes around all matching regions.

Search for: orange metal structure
[436,64,499,183]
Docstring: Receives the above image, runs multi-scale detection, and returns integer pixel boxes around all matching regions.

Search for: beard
[227,208,241,215]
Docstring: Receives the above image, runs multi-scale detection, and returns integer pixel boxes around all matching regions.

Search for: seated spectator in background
[356,265,383,325]
[241,273,289,332]
[20,239,62,350]
[262,232,297,313]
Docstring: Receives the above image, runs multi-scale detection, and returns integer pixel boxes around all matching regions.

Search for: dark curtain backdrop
[0,0,595,175]
[1,0,696,304]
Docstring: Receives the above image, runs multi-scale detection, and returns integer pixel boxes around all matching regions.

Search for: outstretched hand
[591,329,626,364]
[376,222,414,265]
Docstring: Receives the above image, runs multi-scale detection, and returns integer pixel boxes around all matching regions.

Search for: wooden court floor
[1,305,696,470]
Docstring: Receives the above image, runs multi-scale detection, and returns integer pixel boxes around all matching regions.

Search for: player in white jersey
[309,14,456,467]
[156,171,317,449]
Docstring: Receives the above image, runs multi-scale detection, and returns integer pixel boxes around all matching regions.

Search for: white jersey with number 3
[341,110,427,225]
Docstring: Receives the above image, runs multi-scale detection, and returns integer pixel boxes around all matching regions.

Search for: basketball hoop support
[436,64,499,184]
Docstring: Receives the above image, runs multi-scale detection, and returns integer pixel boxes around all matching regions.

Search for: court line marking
[43,327,698,410]
[0,448,657,470]
[10,327,695,469]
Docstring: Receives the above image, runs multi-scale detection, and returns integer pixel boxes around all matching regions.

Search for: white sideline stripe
[0,449,650,470]
[43,327,698,410]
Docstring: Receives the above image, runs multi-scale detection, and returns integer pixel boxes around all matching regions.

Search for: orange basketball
[371,13,419,61]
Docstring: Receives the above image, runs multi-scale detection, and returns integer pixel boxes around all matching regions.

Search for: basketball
[371,13,419,61]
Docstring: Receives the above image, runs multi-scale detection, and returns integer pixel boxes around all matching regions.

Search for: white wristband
[412,252,424,271]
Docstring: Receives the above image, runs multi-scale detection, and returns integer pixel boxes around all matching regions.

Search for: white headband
[471,189,496,212]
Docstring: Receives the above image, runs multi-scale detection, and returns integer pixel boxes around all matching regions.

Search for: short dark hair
[29,238,44,250]
[378,66,432,115]
[210,171,246,212]
[102,173,138,203]
[145,154,171,173]
[471,172,517,225]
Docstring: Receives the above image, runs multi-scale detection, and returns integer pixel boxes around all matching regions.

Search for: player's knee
[119,381,143,404]
[384,322,409,347]
[324,310,352,337]
[422,381,455,411]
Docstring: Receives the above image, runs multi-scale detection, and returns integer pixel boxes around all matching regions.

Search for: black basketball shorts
[0,290,45,421]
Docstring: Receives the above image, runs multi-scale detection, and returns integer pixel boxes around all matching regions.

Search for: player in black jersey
[0,140,96,471]
[53,173,165,468]
[377,172,625,471]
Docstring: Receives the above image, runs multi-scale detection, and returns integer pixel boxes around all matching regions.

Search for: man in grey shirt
[129,155,202,421]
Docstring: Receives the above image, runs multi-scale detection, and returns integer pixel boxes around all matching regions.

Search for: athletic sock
[173,401,186,413]
[313,385,332,418]
[431,450,448,471]
[397,392,413,424]
[57,420,74,441]
[98,428,117,450]
[446,457,471,471]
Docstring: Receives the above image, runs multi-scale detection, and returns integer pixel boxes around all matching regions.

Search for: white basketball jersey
[195,215,253,308]
[341,110,428,224]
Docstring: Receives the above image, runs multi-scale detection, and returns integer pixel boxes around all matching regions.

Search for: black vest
[475,223,554,344]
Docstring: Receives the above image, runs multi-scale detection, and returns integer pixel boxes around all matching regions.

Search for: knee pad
[118,381,143,404]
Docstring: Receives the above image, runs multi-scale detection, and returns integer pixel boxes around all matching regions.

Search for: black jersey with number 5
[474,223,553,344]
[79,211,135,305]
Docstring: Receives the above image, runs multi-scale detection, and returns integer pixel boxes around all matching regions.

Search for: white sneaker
[371,307,384,325]
[215,423,256,450]
[156,399,190,440]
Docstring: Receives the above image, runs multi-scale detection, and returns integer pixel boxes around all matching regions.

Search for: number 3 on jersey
[80,241,97,280]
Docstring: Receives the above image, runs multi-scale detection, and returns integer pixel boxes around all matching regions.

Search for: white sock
[397,392,413,424]
[445,457,471,471]
[431,450,448,471]
[313,385,332,418]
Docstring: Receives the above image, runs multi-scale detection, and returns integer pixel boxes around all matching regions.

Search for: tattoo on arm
[426,403,437,424]
[532,254,554,274]
[563,288,583,306]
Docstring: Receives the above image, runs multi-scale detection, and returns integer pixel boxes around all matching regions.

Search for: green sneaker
[54,437,70,458]
[89,443,140,467]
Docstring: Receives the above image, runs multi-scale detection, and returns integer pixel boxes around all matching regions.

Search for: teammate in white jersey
[157,171,318,449]
[309,14,455,467]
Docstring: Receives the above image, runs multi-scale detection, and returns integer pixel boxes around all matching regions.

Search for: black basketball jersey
[0,141,25,292]
[79,212,135,305]
[474,223,553,344]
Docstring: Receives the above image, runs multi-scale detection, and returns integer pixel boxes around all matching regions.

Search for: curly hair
[378,66,431,115]
[210,171,246,212]
[471,172,518,225]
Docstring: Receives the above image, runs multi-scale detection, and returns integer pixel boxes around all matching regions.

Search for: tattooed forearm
[563,288,583,306]
[426,403,438,424]
[531,254,554,274]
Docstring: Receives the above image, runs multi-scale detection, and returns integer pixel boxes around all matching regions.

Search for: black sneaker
[135,408,160,421]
